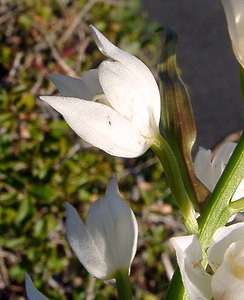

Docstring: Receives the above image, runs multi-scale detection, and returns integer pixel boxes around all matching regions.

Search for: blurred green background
[0,1,183,299]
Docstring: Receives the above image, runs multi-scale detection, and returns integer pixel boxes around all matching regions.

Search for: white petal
[39,96,148,158]
[48,70,102,99]
[194,147,215,191]
[212,142,236,183]
[25,273,48,300]
[211,142,243,202]
[222,0,244,66]
[66,203,108,279]
[194,143,239,195]
[98,60,159,137]
[211,241,244,300]
[82,69,103,95]
[171,236,212,300]
[90,25,160,135]
[86,178,138,275]
[208,222,244,272]
[232,178,244,201]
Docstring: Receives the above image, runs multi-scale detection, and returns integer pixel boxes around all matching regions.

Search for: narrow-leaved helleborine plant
[171,222,244,300]
[39,25,161,158]
[65,177,138,280]
[222,0,244,66]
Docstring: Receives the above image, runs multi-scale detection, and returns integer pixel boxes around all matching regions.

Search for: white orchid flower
[66,177,138,280]
[39,26,161,158]
[222,0,244,66]
[194,142,244,201]
[171,222,244,300]
[25,273,48,300]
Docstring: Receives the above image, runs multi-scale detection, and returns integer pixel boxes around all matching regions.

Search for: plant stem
[151,134,198,235]
[115,270,132,300]
[165,268,188,300]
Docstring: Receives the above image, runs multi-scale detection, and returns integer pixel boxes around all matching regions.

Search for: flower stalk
[115,269,133,300]
[151,134,198,235]
[165,268,188,300]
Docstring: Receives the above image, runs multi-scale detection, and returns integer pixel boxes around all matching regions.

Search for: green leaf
[158,27,209,208]
[49,120,69,138]
[9,265,26,280]
[33,218,46,238]
[4,237,27,249]
[29,185,55,203]
[17,92,35,111]
[15,197,33,225]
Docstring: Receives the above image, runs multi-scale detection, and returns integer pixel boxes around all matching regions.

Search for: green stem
[165,268,188,300]
[151,134,198,235]
[115,270,132,300]
[198,131,244,260]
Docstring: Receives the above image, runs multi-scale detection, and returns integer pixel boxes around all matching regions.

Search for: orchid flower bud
[194,142,244,201]
[171,222,244,300]
[222,0,244,66]
[25,273,48,300]
[66,177,138,280]
[40,26,161,158]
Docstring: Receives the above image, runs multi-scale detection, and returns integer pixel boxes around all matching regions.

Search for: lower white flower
[194,142,244,201]
[25,273,48,300]
[171,222,244,300]
[66,177,138,280]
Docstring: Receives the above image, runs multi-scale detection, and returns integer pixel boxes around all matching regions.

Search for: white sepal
[25,273,48,300]
[170,236,212,300]
[40,96,148,158]
[66,177,138,280]
[48,70,102,100]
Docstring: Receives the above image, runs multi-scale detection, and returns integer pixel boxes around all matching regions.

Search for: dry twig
[60,0,97,44]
